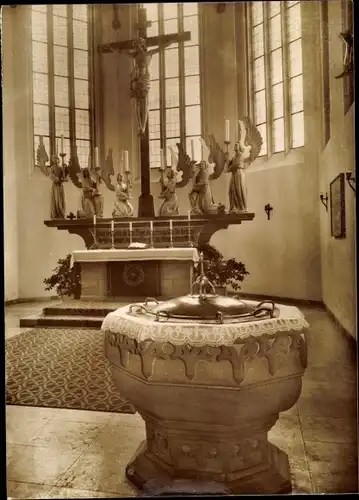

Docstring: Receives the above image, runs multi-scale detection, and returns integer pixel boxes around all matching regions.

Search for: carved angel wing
[36,136,50,176]
[100,148,116,191]
[68,147,82,188]
[207,134,227,180]
[175,142,196,188]
[241,116,263,164]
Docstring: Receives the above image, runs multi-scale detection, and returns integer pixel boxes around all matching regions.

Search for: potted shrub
[44,254,81,300]
[197,243,249,295]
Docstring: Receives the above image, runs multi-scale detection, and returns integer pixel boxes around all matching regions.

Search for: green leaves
[43,254,81,298]
[197,243,249,290]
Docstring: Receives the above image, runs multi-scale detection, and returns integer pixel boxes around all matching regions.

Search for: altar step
[19,313,107,329]
[19,302,121,329]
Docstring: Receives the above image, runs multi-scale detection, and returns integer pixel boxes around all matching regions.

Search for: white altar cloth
[73,248,199,263]
[101,301,309,347]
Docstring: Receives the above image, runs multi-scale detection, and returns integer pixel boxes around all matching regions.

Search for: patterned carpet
[5,327,135,414]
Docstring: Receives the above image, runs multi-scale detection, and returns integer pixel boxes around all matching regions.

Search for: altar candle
[93,215,97,226]
[124,150,129,172]
[95,147,99,167]
[60,135,64,155]
[225,120,230,142]
[191,139,195,161]
[150,220,153,232]
[169,219,173,231]
[129,221,133,231]
[111,220,114,232]
[188,209,191,221]
[201,142,206,162]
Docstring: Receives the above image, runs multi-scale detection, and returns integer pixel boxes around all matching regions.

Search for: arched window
[248,1,304,157]
[31,5,94,168]
[144,3,202,168]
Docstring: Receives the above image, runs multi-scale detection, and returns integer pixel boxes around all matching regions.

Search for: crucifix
[98,5,191,217]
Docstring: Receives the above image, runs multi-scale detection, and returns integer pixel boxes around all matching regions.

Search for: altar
[73,247,199,300]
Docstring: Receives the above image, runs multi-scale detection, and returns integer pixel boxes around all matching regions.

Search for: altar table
[73,248,199,300]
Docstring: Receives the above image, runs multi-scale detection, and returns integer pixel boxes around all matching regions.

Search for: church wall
[213,2,323,302]
[5,6,87,299]
[317,0,356,339]
[3,7,19,301]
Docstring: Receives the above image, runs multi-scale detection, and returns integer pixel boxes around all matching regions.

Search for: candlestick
[129,221,133,245]
[124,150,129,172]
[111,220,115,249]
[150,220,154,248]
[60,134,64,155]
[225,120,230,143]
[169,219,173,248]
[191,139,195,161]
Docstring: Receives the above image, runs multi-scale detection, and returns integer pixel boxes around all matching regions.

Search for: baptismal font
[102,252,309,494]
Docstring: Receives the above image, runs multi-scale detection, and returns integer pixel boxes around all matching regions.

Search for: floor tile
[30,418,107,452]
[299,415,358,444]
[47,486,125,498]
[87,421,145,456]
[6,480,52,499]
[312,472,358,494]
[6,411,51,446]
[56,450,139,495]
[298,380,357,418]
[48,408,115,425]
[305,440,358,475]
[6,444,83,485]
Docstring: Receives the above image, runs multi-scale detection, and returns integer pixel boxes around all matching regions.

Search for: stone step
[19,314,104,329]
[42,306,115,317]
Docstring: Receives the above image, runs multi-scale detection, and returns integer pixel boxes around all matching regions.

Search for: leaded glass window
[144,3,202,168]
[31,4,93,168]
[248,1,304,156]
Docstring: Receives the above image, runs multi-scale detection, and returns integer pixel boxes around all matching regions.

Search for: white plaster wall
[7,6,86,299]
[3,7,19,301]
[318,0,356,338]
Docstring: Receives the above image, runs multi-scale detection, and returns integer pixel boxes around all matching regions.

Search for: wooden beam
[98,31,191,54]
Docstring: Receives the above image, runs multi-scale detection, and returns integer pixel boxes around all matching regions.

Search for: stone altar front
[73,248,199,300]
[103,300,309,494]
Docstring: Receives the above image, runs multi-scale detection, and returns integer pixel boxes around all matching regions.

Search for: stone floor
[5,300,359,497]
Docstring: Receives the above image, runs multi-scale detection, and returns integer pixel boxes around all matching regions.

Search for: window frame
[246,1,304,159]
[30,4,95,169]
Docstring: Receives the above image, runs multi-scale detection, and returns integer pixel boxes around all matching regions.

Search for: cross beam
[98,32,191,54]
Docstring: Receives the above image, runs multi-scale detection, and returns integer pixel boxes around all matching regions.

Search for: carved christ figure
[125,38,172,134]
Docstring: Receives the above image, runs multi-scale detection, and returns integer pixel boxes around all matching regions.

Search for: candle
[95,147,99,167]
[191,139,195,161]
[150,221,153,232]
[60,135,64,154]
[160,148,163,168]
[169,219,173,231]
[129,221,133,231]
[188,209,191,221]
[93,215,97,225]
[201,142,206,162]
[124,150,129,172]
[111,220,114,232]
[225,119,230,142]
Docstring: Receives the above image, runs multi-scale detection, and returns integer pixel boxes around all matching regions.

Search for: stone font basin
[103,298,309,494]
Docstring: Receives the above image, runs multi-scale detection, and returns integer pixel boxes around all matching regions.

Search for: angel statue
[77,167,104,218]
[158,165,179,217]
[189,160,218,215]
[112,172,134,218]
[50,153,68,219]
[226,118,263,213]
